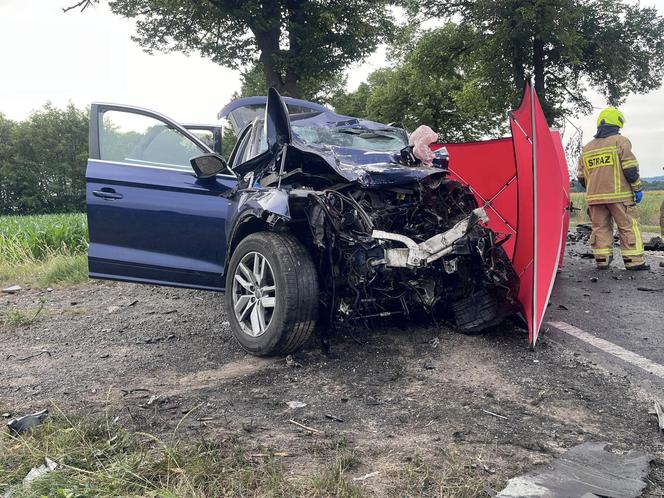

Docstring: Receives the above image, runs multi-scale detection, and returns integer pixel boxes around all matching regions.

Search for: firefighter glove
[634,190,644,204]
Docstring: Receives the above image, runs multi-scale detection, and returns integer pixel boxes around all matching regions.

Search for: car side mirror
[190,153,231,178]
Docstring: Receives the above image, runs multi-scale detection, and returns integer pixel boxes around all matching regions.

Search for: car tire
[225,231,319,356]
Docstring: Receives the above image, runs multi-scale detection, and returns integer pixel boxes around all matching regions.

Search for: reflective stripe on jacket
[577,135,642,205]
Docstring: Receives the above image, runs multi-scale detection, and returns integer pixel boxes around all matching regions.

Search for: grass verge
[0,414,363,498]
[0,254,88,288]
[387,450,503,498]
[0,412,506,498]
[1,213,89,288]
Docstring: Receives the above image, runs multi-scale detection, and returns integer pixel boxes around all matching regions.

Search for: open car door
[86,104,237,290]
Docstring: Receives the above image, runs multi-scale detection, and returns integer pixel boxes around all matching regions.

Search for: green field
[570,190,663,233]
[0,213,88,287]
[0,213,88,262]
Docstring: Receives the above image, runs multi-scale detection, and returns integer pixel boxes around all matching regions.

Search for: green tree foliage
[414,0,664,123]
[78,0,401,99]
[0,115,18,214]
[0,104,88,215]
[332,24,507,141]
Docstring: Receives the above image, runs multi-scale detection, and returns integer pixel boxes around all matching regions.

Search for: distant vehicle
[86,89,519,356]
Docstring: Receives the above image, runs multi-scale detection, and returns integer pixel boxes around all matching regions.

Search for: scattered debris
[364,396,382,406]
[644,236,664,251]
[2,285,21,294]
[6,350,52,362]
[653,401,664,431]
[250,452,291,458]
[127,299,139,306]
[568,224,592,243]
[288,419,322,434]
[46,287,53,292]
[286,401,307,410]
[2,457,59,497]
[285,355,303,368]
[139,334,176,344]
[472,463,497,474]
[141,394,162,407]
[352,471,380,482]
[121,388,150,397]
[556,304,569,311]
[637,286,664,293]
[483,465,497,474]
[7,409,49,433]
[23,457,58,485]
[325,413,344,422]
[497,442,652,498]
[481,409,508,420]
[590,277,598,283]
[1,413,10,418]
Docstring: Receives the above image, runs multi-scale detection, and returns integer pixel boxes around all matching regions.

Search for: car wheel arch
[223,213,299,278]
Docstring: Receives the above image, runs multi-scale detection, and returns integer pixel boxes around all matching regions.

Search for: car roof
[217,96,328,120]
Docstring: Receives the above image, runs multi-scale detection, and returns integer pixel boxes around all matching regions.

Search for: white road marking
[547,321,664,379]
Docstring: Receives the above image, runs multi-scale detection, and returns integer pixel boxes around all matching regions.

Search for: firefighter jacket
[577,134,642,205]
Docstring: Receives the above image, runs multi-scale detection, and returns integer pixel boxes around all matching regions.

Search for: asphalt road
[545,238,664,393]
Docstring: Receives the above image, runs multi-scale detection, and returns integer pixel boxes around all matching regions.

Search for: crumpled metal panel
[498,442,652,498]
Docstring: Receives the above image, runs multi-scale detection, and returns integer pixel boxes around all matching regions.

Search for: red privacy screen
[440,84,569,346]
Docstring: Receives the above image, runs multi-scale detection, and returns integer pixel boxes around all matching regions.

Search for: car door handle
[92,188,123,200]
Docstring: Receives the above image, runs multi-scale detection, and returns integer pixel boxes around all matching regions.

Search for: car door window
[100,110,206,171]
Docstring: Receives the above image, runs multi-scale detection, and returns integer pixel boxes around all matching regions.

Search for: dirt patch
[2,278,664,495]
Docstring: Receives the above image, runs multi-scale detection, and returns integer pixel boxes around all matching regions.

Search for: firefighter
[577,107,649,271]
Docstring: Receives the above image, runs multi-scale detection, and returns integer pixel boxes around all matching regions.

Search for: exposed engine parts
[295,175,518,338]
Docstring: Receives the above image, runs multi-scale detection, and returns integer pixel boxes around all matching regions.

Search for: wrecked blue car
[86,89,516,356]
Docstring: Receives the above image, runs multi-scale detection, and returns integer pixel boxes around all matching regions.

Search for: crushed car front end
[223,89,519,341]
[286,173,518,336]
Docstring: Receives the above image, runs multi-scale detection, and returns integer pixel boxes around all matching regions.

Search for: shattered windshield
[292,124,407,152]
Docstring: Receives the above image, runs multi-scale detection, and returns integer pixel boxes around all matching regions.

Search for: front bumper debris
[371,208,489,268]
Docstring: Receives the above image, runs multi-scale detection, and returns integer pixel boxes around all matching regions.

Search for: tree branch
[62,0,95,13]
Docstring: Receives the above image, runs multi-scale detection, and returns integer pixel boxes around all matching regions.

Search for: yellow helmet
[596,107,625,128]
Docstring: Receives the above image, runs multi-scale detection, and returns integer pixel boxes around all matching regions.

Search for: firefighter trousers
[589,201,644,268]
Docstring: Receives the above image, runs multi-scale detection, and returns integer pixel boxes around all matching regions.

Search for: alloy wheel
[231,251,276,337]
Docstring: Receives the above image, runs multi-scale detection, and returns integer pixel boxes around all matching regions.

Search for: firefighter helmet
[596,107,625,128]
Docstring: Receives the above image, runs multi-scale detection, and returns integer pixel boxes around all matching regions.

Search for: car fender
[223,188,292,277]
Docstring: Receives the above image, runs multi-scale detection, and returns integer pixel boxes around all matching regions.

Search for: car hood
[232,138,445,188]
[300,142,445,187]
[224,91,445,188]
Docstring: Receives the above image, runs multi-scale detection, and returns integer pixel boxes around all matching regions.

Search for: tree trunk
[282,0,304,98]
[259,49,285,94]
[249,3,286,95]
[532,35,552,123]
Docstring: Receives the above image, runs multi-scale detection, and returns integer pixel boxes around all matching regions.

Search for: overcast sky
[0,0,662,177]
